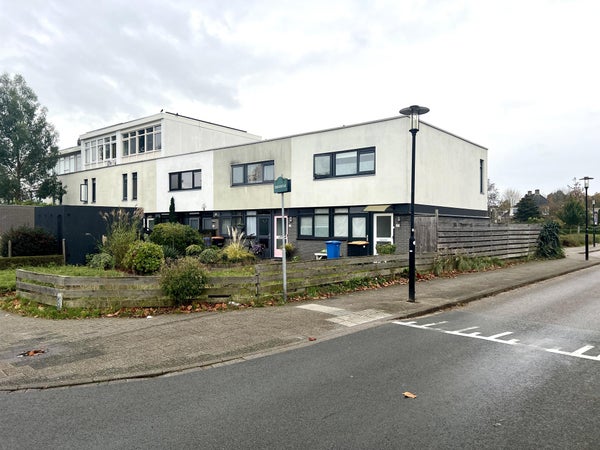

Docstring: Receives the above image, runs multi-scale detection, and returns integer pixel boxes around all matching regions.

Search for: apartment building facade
[57,112,488,259]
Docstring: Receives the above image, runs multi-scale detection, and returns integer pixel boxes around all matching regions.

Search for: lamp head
[400,105,430,132]
[580,176,594,189]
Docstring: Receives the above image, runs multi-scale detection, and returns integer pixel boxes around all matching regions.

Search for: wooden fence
[16,253,434,308]
[436,223,540,259]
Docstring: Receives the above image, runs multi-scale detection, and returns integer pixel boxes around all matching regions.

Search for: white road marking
[327,309,393,327]
[394,320,599,362]
[296,304,346,315]
[297,304,393,327]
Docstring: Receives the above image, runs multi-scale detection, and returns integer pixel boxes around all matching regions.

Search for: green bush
[1,226,58,257]
[0,255,64,270]
[122,241,164,274]
[86,252,115,270]
[148,223,202,255]
[536,221,565,259]
[198,247,222,264]
[376,243,396,255]
[159,257,207,304]
[185,244,205,256]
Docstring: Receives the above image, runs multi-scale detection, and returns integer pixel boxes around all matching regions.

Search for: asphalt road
[1,267,599,449]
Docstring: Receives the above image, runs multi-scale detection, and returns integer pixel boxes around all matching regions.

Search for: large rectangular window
[83,135,116,165]
[231,161,275,185]
[123,124,161,156]
[169,169,201,191]
[298,208,366,239]
[314,147,375,179]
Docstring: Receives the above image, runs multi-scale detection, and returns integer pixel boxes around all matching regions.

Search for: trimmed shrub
[86,252,115,270]
[185,244,205,257]
[376,243,396,255]
[0,226,58,257]
[198,247,222,264]
[122,241,164,274]
[160,257,207,304]
[148,223,202,255]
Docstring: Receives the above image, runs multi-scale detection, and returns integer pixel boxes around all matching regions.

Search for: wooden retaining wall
[256,253,434,297]
[15,254,433,308]
[437,223,540,259]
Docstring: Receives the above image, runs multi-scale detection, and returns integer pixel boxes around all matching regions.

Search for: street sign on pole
[274,176,291,194]
[274,176,291,301]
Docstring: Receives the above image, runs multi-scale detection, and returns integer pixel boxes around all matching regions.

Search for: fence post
[62,239,67,265]
[8,240,11,258]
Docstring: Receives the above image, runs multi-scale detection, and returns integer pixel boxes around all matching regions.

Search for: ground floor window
[298,207,368,239]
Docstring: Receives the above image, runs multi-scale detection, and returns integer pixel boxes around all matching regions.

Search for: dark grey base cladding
[34,205,137,265]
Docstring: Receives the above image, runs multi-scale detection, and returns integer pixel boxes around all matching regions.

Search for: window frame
[231,160,275,186]
[122,124,162,157]
[169,169,202,191]
[313,147,376,179]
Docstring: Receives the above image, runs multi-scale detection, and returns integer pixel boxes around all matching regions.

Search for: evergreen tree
[0,73,59,203]
[514,194,541,222]
[169,197,177,223]
[558,196,585,232]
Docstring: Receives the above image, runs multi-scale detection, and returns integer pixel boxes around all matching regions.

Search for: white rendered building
[57,112,488,259]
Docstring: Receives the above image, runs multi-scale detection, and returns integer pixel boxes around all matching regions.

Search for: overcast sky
[2,0,599,197]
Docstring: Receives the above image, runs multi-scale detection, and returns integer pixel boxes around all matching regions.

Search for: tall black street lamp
[593,199,597,247]
[580,176,593,260]
[400,105,429,302]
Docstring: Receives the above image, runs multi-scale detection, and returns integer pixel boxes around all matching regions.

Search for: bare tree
[502,188,521,208]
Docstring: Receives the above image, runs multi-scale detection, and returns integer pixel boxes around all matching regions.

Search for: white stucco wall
[153,151,214,213]
[212,139,293,210]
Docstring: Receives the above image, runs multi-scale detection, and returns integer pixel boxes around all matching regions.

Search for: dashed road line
[394,320,599,362]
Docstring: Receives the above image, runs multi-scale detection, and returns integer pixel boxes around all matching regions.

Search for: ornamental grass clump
[159,257,208,305]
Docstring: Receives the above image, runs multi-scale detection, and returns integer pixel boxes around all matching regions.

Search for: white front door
[373,213,393,255]
[273,216,288,258]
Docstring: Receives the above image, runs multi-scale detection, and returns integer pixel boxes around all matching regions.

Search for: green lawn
[0,269,15,292]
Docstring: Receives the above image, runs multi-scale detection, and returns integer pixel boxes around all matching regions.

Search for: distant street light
[580,176,593,260]
[593,199,597,248]
[400,105,429,302]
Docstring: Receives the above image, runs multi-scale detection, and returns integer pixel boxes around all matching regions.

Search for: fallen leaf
[403,391,417,399]
[308,337,317,341]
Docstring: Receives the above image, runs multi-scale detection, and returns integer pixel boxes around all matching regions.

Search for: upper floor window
[170,169,201,191]
[123,124,162,156]
[84,135,116,164]
[314,147,375,179]
[231,160,274,186]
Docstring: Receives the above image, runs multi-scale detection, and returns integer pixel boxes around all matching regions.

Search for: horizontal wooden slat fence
[256,253,434,297]
[437,223,540,259]
[16,254,434,308]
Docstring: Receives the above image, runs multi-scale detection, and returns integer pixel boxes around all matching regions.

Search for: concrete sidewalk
[1,247,599,391]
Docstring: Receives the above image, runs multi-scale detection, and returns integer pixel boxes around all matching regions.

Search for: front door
[373,213,393,255]
[257,215,271,258]
[273,215,288,258]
